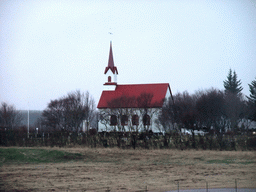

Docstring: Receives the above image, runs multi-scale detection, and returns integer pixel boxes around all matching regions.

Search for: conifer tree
[223,69,243,95]
[247,78,256,121]
[223,69,244,131]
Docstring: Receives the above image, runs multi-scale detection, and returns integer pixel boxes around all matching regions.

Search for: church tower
[103,41,118,91]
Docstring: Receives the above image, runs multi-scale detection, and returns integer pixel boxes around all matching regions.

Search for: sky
[1,0,256,110]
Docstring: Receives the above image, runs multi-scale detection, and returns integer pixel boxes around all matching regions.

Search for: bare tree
[42,90,96,132]
[42,99,64,131]
[0,102,23,129]
[174,92,198,130]
[158,96,176,133]
[224,92,246,132]
[196,88,226,132]
[99,109,112,132]
[171,91,198,148]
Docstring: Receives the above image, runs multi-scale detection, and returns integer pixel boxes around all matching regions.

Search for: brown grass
[1,147,256,191]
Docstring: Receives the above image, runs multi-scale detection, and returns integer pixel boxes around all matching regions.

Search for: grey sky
[1,0,256,110]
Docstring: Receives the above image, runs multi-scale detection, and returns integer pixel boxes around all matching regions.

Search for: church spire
[103,41,118,90]
[104,41,118,75]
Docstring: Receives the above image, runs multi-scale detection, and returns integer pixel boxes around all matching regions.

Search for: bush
[247,136,256,150]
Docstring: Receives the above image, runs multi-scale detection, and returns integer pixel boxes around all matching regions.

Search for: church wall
[98,108,164,133]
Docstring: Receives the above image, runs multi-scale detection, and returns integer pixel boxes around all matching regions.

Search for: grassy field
[0,148,82,166]
[0,147,255,191]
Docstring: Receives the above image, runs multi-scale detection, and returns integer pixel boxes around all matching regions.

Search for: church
[97,42,174,132]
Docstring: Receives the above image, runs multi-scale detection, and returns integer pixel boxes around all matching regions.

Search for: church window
[132,115,139,125]
[143,114,150,125]
[121,115,128,126]
[110,115,117,126]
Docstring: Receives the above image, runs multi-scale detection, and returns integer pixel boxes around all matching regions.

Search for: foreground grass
[1,147,255,166]
[0,147,82,166]
[0,147,255,191]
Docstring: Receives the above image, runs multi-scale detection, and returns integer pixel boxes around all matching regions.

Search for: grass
[206,159,255,165]
[0,147,255,191]
[0,147,82,166]
[1,147,254,167]
[207,159,236,164]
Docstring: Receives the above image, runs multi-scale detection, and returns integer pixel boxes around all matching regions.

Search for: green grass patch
[206,159,255,165]
[238,161,255,165]
[194,157,204,161]
[207,159,235,164]
[0,148,83,166]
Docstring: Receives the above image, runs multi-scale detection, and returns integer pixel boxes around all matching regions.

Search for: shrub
[247,136,256,150]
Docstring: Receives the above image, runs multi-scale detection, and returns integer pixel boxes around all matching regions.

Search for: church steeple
[104,41,118,84]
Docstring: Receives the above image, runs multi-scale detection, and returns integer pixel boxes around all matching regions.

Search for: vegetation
[247,77,256,121]
[0,148,82,166]
[1,147,255,191]
[223,68,243,95]
[0,71,256,151]
[42,90,96,132]
[0,128,255,150]
[0,102,23,129]
[158,69,255,150]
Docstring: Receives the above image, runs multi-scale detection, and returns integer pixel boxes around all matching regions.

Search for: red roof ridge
[116,83,169,86]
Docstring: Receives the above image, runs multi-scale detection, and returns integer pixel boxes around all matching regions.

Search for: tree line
[160,69,256,133]
[0,69,256,147]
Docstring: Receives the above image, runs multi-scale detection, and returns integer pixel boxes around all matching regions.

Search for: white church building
[97,42,174,132]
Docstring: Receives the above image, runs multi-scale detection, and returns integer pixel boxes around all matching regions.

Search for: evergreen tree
[247,78,256,121]
[223,69,243,95]
[223,69,244,131]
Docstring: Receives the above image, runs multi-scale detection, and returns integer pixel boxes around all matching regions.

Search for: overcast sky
[1,0,256,110]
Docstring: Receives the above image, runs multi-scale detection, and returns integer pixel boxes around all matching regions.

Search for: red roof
[104,42,118,75]
[97,83,171,109]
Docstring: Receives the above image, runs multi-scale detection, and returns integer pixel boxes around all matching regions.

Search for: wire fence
[100,179,256,192]
[168,179,255,192]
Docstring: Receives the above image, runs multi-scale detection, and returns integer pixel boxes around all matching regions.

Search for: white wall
[105,70,117,83]
[98,108,163,132]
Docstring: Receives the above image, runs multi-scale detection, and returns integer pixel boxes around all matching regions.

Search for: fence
[102,179,256,192]
[0,129,256,150]
[169,179,255,192]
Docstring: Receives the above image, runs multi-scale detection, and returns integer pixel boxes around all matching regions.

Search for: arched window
[110,115,117,126]
[143,114,150,125]
[132,115,139,125]
[108,76,111,82]
[121,115,128,126]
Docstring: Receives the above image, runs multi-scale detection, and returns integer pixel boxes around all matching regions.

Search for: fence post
[177,181,179,192]
[206,181,208,192]
[145,185,148,192]
[235,179,237,192]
